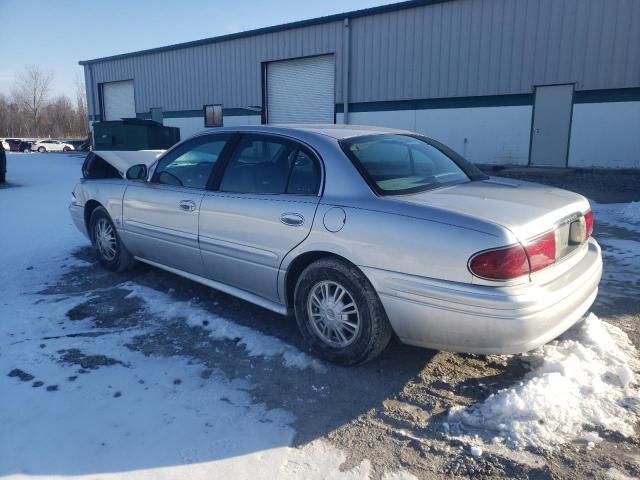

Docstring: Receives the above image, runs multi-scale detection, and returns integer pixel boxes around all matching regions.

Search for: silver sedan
[69,125,602,365]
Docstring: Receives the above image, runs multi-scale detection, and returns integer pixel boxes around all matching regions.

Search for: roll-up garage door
[102,80,136,121]
[267,55,335,124]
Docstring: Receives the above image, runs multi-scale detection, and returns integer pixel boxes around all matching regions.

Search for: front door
[529,84,574,167]
[199,134,322,302]
[121,134,232,276]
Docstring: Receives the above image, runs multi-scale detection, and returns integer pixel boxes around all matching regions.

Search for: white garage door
[267,55,335,124]
[102,80,136,121]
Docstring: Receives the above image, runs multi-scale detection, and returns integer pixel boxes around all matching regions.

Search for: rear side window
[152,135,229,189]
[341,134,471,195]
[287,150,321,195]
[219,136,320,195]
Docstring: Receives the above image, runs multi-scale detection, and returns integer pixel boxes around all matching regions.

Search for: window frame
[210,133,324,197]
[149,133,234,190]
[339,134,488,196]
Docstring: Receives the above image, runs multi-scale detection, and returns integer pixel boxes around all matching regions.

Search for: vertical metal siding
[349,0,639,102]
[85,0,640,114]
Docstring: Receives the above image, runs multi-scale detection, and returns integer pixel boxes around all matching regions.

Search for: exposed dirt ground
[15,167,640,479]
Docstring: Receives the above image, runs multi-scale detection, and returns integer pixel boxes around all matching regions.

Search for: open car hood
[92,150,165,178]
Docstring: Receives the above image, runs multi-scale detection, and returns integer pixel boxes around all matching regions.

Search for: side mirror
[126,164,148,181]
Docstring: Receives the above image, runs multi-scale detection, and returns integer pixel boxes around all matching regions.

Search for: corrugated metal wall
[84,0,640,118]
[348,0,640,102]
[86,21,344,117]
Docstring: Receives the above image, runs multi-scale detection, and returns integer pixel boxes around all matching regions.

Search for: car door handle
[179,200,197,212]
[280,213,304,226]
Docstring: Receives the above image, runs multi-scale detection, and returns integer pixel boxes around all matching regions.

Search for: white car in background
[1,140,9,151]
[32,140,75,153]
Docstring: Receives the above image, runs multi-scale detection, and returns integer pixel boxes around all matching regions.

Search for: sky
[0,0,391,99]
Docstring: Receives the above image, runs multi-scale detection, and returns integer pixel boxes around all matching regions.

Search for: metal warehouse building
[80,0,640,168]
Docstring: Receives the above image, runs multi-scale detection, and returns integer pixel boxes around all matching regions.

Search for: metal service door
[102,80,136,121]
[266,55,335,124]
[529,84,574,167]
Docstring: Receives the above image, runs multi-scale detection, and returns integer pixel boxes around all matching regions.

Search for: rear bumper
[69,203,89,240]
[363,239,602,354]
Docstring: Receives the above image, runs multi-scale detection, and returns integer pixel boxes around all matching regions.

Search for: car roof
[192,124,413,141]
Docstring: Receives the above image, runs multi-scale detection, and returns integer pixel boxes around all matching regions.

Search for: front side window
[341,134,471,195]
[219,136,320,195]
[152,135,229,189]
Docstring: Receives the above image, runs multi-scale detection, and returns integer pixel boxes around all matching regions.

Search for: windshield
[341,134,472,195]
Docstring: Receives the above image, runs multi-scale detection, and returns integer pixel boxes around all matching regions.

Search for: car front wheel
[37,147,45,153]
[89,207,136,272]
[294,258,393,366]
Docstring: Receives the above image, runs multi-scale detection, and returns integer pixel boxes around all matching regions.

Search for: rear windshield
[341,134,474,195]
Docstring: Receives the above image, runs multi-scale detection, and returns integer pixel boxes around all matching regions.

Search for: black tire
[63,146,70,152]
[37,146,45,153]
[294,258,393,366]
[89,206,136,272]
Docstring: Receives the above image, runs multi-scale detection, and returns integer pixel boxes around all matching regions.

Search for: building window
[204,104,223,127]
[150,108,163,124]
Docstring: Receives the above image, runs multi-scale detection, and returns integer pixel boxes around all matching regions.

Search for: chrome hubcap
[307,280,360,348]
[95,218,117,261]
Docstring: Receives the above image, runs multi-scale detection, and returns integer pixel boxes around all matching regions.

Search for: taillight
[525,231,556,273]
[469,231,556,280]
[584,210,594,239]
[469,244,529,280]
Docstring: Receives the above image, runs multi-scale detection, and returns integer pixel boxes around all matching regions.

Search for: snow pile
[123,282,326,373]
[621,201,640,224]
[450,314,640,449]
[592,201,640,233]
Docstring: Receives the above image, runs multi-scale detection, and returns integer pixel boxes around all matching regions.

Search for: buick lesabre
[69,125,602,365]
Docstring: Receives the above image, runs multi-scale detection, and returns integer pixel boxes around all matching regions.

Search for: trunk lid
[390,177,590,242]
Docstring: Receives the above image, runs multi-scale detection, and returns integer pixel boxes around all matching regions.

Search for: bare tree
[12,65,53,135]
[0,94,9,137]
[74,74,89,136]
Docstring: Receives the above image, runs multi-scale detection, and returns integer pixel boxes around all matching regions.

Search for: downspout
[88,64,97,124]
[342,18,350,125]
[87,64,98,148]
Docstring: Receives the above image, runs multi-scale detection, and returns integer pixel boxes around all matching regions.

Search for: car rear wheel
[294,258,393,365]
[37,146,45,153]
[89,207,136,272]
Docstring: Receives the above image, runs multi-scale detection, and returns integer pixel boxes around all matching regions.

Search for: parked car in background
[31,140,75,152]
[69,125,602,365]
[65,140,88,151]
[5,139,32,152]
[5,139,21,152]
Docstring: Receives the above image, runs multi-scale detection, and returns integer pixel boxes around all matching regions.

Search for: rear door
[122,134,232,276]
[199,133,322,302]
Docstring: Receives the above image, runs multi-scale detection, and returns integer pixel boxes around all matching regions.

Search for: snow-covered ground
[0,154,414,480]
[449,313,639,450]
[1,153,639,478]
[445,200,640,454]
